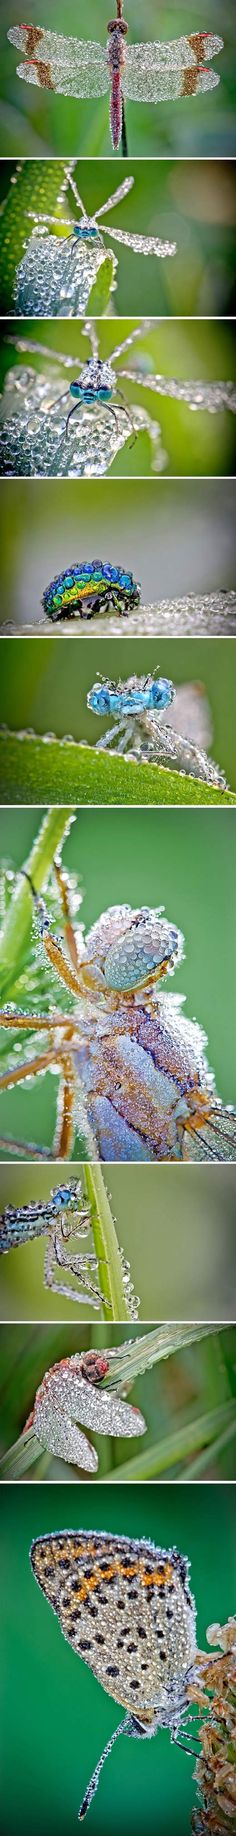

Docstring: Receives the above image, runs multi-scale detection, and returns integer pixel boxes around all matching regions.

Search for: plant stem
[104,1323,224,1388]
[0,807,75,1000]
[83,1165,133,1322]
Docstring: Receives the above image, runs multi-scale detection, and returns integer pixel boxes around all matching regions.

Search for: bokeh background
[0,635,235,793]
[0,805,235,1159]
[1,1482,235,1832]
[1,0,235,158]
[0,1322,236,1480]
[1,318,236,477]
[0,158,236,318]
[0,1164,235,1323]
[0,478,235,632]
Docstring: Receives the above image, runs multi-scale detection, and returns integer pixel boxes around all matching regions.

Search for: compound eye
[104,920,180,993]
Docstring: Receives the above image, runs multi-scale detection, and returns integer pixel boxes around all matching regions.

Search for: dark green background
[0,1163,235,1323]
[0,806,235,1161]
[0,477,235,631]
[1,318,236,477]
[1,0,235,157]
[0,636,235,792]
[0,1483,235,1832]
[0,158,235,318]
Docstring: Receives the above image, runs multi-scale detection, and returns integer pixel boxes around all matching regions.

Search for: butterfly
[30,1528,197,1817]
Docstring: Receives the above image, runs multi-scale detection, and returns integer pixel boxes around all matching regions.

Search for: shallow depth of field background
[1,318,236,478]
[0,805,235,1171]
[0,1322,236,1479]
[0,477,235,629]
[0,635,235,793]
[1,1483,235,1833]
[1,0,235,158]
[0,158,235,318]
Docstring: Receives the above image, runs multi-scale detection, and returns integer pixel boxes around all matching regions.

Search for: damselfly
[0,856,235,1163]
[8,7,223,157]
[87,671,227,789]
[1,319,235,480]
[14,164,176,319]
[0,1179,110,1307]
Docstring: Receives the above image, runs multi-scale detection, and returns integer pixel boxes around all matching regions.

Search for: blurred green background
[0,1163,235,1322]
[1,1482,235,1832]
[0,478,235,631]
[0,157,236,317]
[0,636,235,792]
[0,805,235,1158]
[1,1,235,157]
[0,1322,236,1479]
[1,318,236,477]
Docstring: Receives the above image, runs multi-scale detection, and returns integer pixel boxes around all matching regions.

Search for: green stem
[104,1323,224,1388]
[0,807,74,1000]
[0,1425,43,1477]
[183,1418,236,1478]
[83,1165,133,1323]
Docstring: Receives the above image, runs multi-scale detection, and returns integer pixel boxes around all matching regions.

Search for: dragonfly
[1,319,236,481]
[0,854,235,1164]
[87,670,227,791]
[8,6,223,156]
[15,164,177,319]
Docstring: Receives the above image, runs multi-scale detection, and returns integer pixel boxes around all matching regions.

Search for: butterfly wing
[30,1531,195,1719]
[8,26,109,97]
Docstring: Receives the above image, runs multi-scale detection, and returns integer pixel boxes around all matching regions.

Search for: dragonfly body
[42,563,141,621]
[8,19,223,154]
[14,168,176,318]
[0,888,235,1165]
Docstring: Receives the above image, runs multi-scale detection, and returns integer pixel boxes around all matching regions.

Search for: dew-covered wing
[182,1106,236,1162]
[123,35,222,103]
[8,25,109,97]
[30,1530,195,1715]
[163,683,213,748]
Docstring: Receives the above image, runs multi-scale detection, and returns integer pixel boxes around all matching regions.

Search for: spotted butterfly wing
[30,1530,196,1723]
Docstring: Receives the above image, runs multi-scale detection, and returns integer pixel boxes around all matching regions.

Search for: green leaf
[0,161,68,312]
[0,733,233,806]
[83,1166,133,1322]
[87,253,117,316]
[104,1399,236,1480]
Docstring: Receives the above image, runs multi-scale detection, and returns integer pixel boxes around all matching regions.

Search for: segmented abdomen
[110,73,123,150]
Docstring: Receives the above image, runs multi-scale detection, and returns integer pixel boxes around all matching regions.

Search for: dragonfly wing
[107,227,177,258]
[163,683,213,748]
[8,27,109,97]
[182,1106,236,1163]
[123,62,219,104]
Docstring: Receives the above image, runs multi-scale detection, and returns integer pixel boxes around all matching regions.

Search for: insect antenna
[79,1717,130,1820]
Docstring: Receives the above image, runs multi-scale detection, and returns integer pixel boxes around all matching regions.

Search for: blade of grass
[181,1418,236,1478]
[104,1400,236,1480]
[0,733,234,807]
[83,1165,134,1322]
[0,806,75,1000]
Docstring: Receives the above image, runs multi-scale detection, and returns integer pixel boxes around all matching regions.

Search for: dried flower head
[190,1618,236,1832]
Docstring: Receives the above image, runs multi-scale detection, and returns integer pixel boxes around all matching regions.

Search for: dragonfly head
[107,18,128,35]
[76,357,114,404]
[149,676,174,712]
[73,219,99,242]
[88,681,114,715]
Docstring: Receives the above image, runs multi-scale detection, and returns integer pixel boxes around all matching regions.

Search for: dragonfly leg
[53,857,81,975]
[95,718,125,753]
[115,388,137,448]
[44,1232,109,1310]
[0,1046,58,1093]
[0,1134,53,1158]
[65,398,82,439]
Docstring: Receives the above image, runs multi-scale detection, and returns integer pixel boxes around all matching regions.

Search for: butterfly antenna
[79,1716,129,1820]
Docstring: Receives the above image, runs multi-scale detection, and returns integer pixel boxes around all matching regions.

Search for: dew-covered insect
[42,562,141,622]
[0,858,235,1163]
[14,164,176,319]
[87,671,227,789]
[27,1345,146,1470]
[0,1179,111,1308]
[8,5,223,156]
[1,317,235,480]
